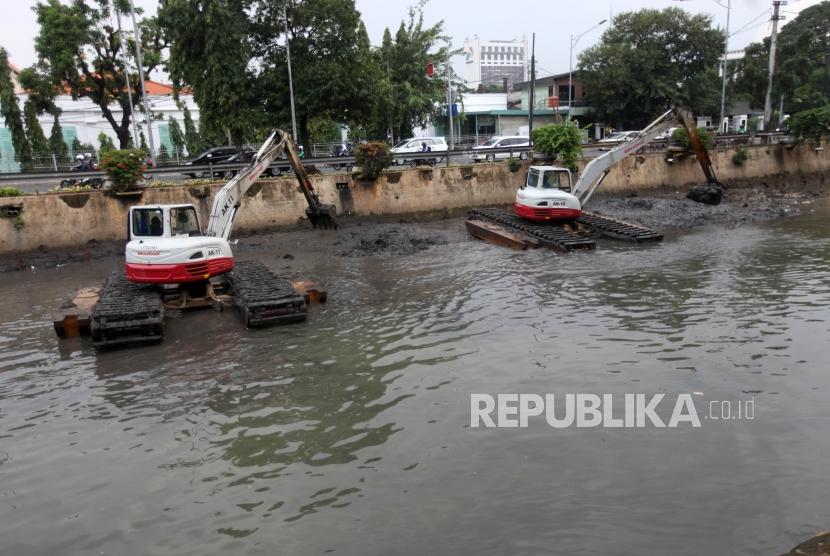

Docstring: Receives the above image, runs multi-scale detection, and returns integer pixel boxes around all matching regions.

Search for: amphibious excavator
[89,129,337,350]
[467,107,720,251]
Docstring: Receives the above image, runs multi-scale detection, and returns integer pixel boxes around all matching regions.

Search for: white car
[470,136,530,162]
[390,137,448,165]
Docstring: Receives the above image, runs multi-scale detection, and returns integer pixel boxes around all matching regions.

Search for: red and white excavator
[514,107,720,221]
[124,129,336,288]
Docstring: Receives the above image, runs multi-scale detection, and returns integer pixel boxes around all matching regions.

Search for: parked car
[598,131,638,144]
[470,136,530,162]
[390,137,448,165]
[182,146,239,178]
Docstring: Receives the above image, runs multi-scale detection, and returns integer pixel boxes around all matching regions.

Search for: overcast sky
[1,0,823,80]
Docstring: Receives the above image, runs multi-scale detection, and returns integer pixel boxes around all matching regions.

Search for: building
[1,75,201,173]
[463,36,528,90]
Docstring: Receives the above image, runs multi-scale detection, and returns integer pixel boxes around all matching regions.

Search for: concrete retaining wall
[1,142,827,255]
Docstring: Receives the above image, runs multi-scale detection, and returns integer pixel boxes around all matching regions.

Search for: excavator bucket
[306,204,338,230]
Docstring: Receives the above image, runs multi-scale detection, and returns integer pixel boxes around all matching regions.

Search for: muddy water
[1,207,830,556]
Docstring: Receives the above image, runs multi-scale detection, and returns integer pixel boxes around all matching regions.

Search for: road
[3,147,610,194]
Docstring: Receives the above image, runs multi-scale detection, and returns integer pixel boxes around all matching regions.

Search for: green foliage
[100,149,147,189]
[375,7,457,140]
[139,131,148,151]
[157,144,171,163]
[72,138,96,155]
[507,157,521,173]
[48,114,68,161]
[787,105,830,146]
[0,187,25,197]
[168,115,186,156]
[579,8,724,128]
[733,2,830,115]
[29,0,164,148]
[308,117,341,144]
[23,99,50,158]
[354,141,393,180]
[0,47,33,170]
[181,103,204,154]
[732,147,749,165]
[671,127,714,151]
[98,132,115,154]
[160,0,452,146]
[531,123,583,170]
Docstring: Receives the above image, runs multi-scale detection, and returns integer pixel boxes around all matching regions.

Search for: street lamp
[568,19,607,121]
[718,0,732,133]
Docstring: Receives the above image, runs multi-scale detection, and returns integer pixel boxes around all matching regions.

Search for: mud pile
[333,223,450,257]
[588,187,817,230]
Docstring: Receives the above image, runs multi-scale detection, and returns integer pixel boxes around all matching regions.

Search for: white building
[462,36,528,91]
[1,75,201,172]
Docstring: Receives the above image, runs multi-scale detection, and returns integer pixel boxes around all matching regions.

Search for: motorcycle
[331,144,354,171]
[60,158,104,189]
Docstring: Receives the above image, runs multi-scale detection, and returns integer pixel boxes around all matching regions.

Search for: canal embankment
[0,142,827,269]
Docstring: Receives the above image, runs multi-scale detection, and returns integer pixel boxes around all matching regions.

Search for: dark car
[182,147,240,178]
[213,148,257,178]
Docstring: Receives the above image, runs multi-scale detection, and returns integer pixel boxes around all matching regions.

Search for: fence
[0,133,790,174]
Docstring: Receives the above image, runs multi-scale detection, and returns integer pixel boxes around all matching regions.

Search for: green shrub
[732,147,749,165]
[0,186,24,197]
[100,149,147,190]
[787,105,830,146]
[354,141,393,180]
[507,157,521,172]
[671,127,714,151]
[531,122,582,170]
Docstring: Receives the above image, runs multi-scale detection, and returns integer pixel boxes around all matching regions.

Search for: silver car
[470,136,530,162]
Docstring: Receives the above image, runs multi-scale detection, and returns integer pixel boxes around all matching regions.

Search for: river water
[1,206,829,555]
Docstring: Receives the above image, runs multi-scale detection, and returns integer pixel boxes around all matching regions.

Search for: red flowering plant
[100,149,147,190]
[354,142,393,180]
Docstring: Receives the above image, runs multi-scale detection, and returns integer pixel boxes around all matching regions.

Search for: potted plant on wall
[100,149,148,194]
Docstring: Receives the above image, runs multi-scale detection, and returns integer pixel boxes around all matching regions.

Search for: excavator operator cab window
[170,207,201,236]
[131,208,165,238]
[526,169,541,189]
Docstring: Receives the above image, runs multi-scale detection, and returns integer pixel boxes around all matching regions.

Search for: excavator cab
[525,166,572,192]
[129,204,202,240]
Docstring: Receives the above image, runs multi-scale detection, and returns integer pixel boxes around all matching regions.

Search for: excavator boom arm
[204,130,336,239]
[572,107,719,207]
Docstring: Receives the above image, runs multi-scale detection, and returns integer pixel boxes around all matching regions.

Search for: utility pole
[763,0,786,131]
[115,9,139,147]
[128,0,156,158]
[719,0,731,133]
[283,3,298,143]
[528,33,535,143]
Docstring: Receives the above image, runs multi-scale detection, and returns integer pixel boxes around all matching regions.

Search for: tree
[181,102,203,154]
[733,2,830,114]
[157,143,171,163]
[98,131,116,154]
[49,114,68,161]
[377,6,457,139]
[160,0,265,147]
[787,105,830,146]
[0,47,33,170]
[24,99,50,159]
[28,0,165,148]
[168,115,186,157]
[139,130,148,151]
[579,8,725,128]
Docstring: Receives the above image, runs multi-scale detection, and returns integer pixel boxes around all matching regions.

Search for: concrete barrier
[1,142,827,255]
